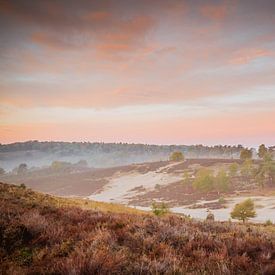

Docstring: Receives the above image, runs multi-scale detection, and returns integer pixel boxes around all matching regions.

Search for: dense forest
[0,140,247,155]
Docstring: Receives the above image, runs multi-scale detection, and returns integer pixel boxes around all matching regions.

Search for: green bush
[230,198,256,223]
[151,202,170,216]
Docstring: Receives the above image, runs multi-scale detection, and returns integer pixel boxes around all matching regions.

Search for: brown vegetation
[0,182,275,274]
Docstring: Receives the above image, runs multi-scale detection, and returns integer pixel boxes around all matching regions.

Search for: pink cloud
[229,48,273,65]
[95,16,154,56]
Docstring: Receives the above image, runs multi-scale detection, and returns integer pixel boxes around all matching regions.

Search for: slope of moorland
[0,182,275,275]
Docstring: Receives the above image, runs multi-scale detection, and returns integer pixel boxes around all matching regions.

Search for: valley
[2,158,274,223]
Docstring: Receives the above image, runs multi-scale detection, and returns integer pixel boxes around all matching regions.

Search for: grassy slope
[0,182,274,274]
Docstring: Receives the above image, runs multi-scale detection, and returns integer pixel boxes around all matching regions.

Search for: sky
[0,0,275,146]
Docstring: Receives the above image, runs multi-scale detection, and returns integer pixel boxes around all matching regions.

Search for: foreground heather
[0,183,274,274]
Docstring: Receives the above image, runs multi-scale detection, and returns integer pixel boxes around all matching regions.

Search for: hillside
[1,182,274,274]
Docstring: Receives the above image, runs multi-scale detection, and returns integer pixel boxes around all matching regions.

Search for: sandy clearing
[88,162,182,203]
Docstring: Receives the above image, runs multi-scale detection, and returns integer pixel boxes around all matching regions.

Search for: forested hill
[1,141,246,171]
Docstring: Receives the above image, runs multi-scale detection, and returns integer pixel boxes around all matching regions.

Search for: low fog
[0,141,246,172]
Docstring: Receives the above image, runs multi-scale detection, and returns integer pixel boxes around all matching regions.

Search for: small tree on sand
[170,151,184,162]
[230,198,256,223]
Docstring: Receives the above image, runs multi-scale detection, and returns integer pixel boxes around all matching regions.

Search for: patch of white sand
[88,163,182,203]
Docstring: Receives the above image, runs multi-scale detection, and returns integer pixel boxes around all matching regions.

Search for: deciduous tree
[230,198,256,223]
[170,151,184,161]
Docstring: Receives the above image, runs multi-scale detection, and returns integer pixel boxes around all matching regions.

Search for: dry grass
[0,182,274,274]
[1,182,144,215]
[45,195,145,215]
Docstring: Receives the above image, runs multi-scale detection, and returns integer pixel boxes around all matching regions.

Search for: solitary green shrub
[170,151,184,161]
[230,198,256,223]
[151,202,170,216]
[193,168,215,192]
